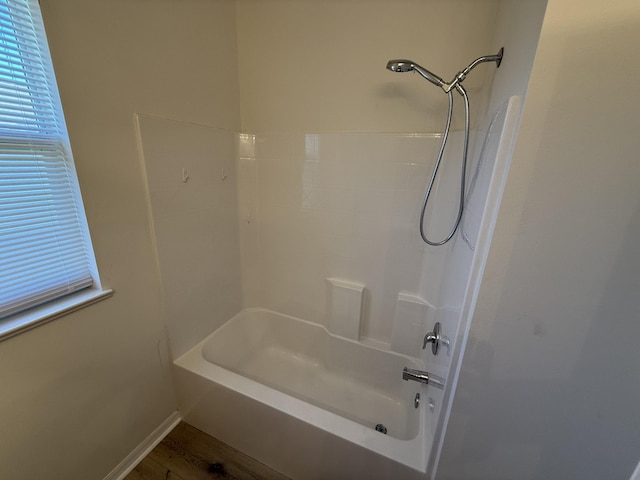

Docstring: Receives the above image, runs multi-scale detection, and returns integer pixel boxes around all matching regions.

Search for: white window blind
[0,0,96,320]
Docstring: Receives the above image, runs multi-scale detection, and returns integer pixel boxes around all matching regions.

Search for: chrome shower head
[387,48,504,94]
[386,59,446,88]
[386,60,414,73]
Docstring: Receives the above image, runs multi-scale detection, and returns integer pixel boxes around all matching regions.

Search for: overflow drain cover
[375,424,387,434]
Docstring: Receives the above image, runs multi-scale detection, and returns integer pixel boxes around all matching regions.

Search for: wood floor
[125,422,291,480]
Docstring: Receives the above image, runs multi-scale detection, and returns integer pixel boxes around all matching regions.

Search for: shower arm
[441,47,504,93]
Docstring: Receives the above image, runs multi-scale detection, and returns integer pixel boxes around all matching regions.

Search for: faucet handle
[423,322,449,355]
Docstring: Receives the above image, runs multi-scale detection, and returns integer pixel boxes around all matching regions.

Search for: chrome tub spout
[402,367,445,389]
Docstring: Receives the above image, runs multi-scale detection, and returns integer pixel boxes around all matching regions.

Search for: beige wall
[0,1,239,479]
[236,0,499,133]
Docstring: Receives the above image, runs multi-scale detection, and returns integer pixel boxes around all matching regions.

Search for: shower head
[387,49,504,94]
[386,59,446,88]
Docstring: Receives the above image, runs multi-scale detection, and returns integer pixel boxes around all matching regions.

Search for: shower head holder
[444,47,504,93]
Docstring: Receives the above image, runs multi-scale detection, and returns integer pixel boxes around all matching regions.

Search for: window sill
[0,288,114,342]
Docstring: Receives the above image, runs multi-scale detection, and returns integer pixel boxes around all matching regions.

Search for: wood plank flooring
[125,422,291,480]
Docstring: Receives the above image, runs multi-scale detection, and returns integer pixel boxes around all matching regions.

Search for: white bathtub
[173,308,433,479]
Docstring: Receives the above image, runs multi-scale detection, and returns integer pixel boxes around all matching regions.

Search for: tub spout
[402,367,445,389]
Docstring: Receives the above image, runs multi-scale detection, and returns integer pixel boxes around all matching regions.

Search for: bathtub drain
[375,423,387,434]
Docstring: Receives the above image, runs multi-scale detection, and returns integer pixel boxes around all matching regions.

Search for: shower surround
[138,112,463,350]
[138,112,473,356]
[137,92,521,477]
[135,2,509,478]
[236,131,462,344]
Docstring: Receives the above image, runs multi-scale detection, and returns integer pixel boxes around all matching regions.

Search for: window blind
[0,0,95,320]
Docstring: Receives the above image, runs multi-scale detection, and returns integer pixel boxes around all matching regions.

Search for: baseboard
[103,410,182,480]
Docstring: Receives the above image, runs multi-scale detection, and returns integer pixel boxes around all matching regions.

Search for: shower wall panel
[138,116,243,358]
[237,132,470,344]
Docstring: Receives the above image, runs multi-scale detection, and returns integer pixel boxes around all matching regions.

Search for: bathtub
[173,308,432,480]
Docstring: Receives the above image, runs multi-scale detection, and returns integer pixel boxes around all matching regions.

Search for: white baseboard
[103,410,182,480]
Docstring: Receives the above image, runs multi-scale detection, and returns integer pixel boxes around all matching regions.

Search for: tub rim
[174,307,430,472]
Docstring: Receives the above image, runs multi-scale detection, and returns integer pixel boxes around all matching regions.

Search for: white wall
[437,0,640,478]
[0,1,240,479]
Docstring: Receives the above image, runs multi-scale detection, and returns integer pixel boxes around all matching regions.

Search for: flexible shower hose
[419,84,470,246]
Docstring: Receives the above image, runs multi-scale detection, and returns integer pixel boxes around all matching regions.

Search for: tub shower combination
[161,50,512,479]
[174,308,433,477]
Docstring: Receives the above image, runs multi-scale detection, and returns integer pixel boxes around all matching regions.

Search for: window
[0,0,106,336]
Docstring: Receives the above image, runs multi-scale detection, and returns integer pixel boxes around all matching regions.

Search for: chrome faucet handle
[423,322,448,355]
